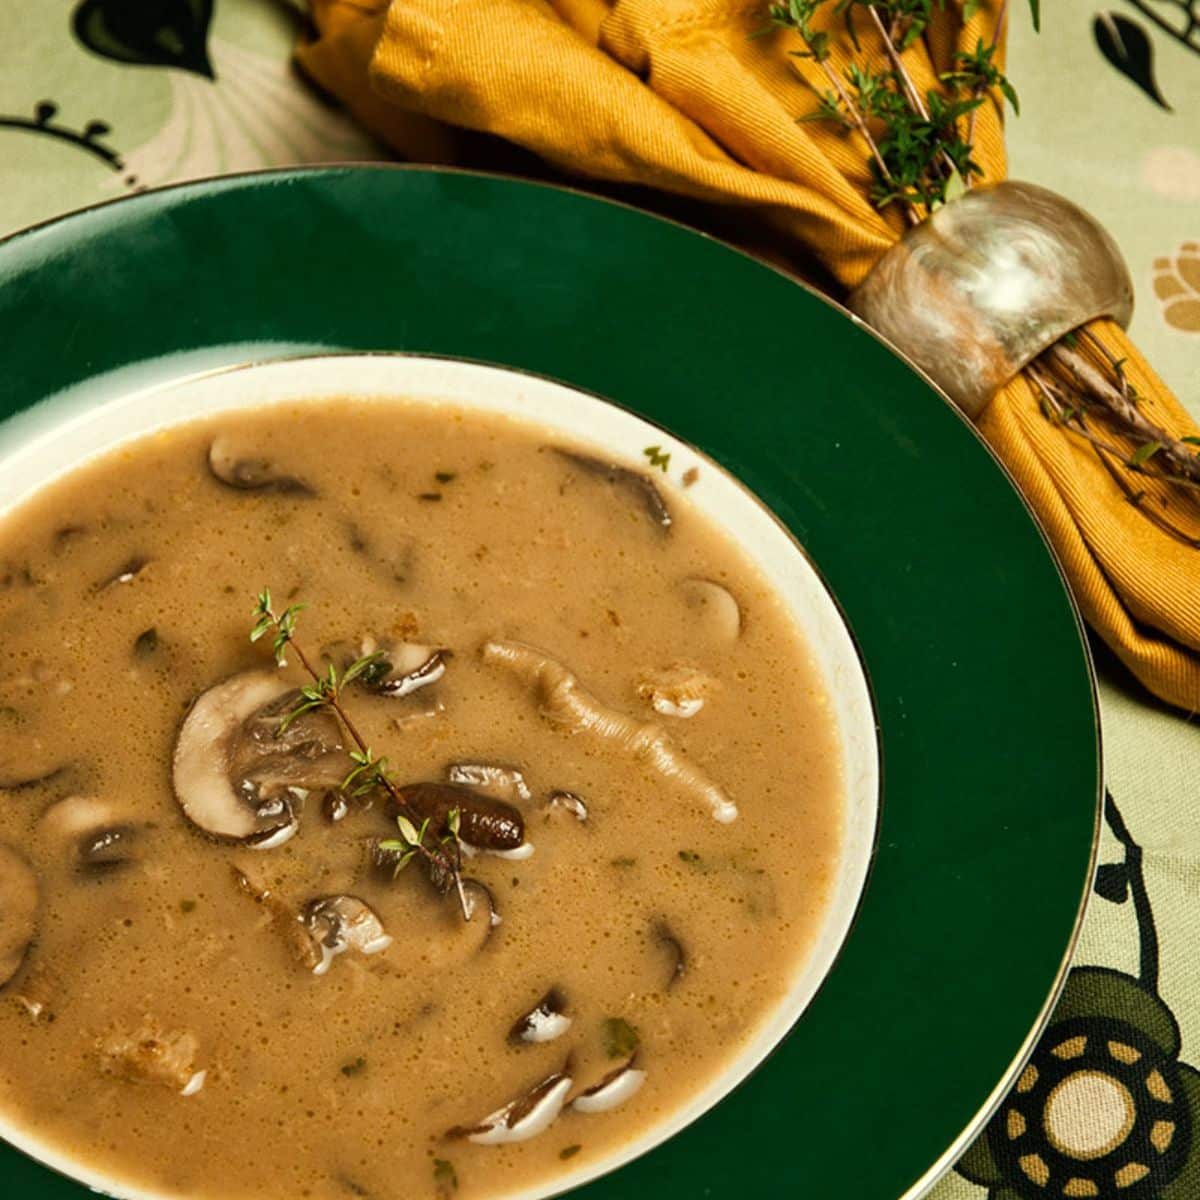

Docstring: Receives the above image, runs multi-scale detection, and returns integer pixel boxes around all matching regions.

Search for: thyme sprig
[768,0,1022,215]
[250,589,471,918]
[767,0,1200,540]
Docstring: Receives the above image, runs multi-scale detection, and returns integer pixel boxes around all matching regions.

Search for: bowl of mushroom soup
[0,352,878,1200]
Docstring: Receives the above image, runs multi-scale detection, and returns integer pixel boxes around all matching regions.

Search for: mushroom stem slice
[0,843,38,988]
[481,640,737,824]
[451,1070,574,1145]
[546,791,589,823]
[678,578,742,641]
[508,988,572,1045]
[302,895,393,977]
[654,920,687,990]
[572,1058,647,1114]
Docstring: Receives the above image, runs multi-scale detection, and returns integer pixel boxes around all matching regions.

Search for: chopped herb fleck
[678,850,702,865]
[434,471,457,484]
[610,856,636,869]
[179,899,196,914]
[559,1145,582,1161]
[601,1017,640,1059]
[433,1158,458,1196]
[417,492,443,502]
[642,445,671,472]
[340,1056,367,1078]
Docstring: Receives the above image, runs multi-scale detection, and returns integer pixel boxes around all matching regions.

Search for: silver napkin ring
[847,181,1134,419]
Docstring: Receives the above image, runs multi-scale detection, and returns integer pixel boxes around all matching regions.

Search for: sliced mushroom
[0,843,38,988]
[546,790,589,823]
[654,920,687,990]
[450,1067,573,1145]
[572,1058,646,1113]
[678,578,742,642]
[38,796,140,875]
[508,989,572,1045]
[636,666,715,719]
[0,765,69,793]
[554,449,671,532]
[302,895,393,977]
[481,640,737,824]
[173,671,346,847]
[98,556,149,589]
[446,762,531,804]
[336,640,448,698]
[397,782,524,851]
[97,1019,205,1094]
[12,961,60,1022]
[207,435,315,496]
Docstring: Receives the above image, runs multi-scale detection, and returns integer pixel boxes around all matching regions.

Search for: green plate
[0,166,1099,1200]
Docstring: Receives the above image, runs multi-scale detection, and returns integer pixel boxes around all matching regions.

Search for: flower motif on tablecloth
[1152,245,1200,334]
[957,794,1200,1200]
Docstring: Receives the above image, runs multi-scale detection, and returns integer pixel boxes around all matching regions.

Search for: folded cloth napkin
[297,0,1200,711]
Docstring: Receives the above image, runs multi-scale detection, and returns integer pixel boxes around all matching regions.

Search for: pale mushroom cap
[172,671,299,845]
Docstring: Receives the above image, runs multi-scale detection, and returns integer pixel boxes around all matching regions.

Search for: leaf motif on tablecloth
[73,0,215,80]
[956,793,1200,1200]
[1093,12,1172,110]
[108,35,387,193]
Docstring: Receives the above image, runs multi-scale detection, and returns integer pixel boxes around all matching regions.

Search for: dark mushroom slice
[553,449,671,532]
[373,645,450,698]
[546,790,588,824]
[448,1065,574,1145]
[97,555,149,589]
[173,671,346,848]
[654,920,687,990]
[572,1057,647,1113]
[678,577,742,642]
[12,961,60,1022]
[207,435,316,496]
[508,988,572,1045]
[0,843,38,988]
[329,638,449,698]
[133,627,159,658]
[38,796,141,875]
[446,762,531,804]
[396,782,525,852]
[302,895,393,977]
[481,640,737,824]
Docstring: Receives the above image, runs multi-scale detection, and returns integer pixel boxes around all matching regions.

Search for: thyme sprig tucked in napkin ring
[294,0,1200,709]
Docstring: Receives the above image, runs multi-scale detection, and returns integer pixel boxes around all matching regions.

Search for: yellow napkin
[297,0,1200,711]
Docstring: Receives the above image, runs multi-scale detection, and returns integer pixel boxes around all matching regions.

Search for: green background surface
[0,167,1098,1199]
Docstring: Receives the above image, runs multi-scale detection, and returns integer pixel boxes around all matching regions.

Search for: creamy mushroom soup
[0,394,848,1200]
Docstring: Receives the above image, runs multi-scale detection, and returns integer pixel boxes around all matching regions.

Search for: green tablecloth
[1,4,1197,1197]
